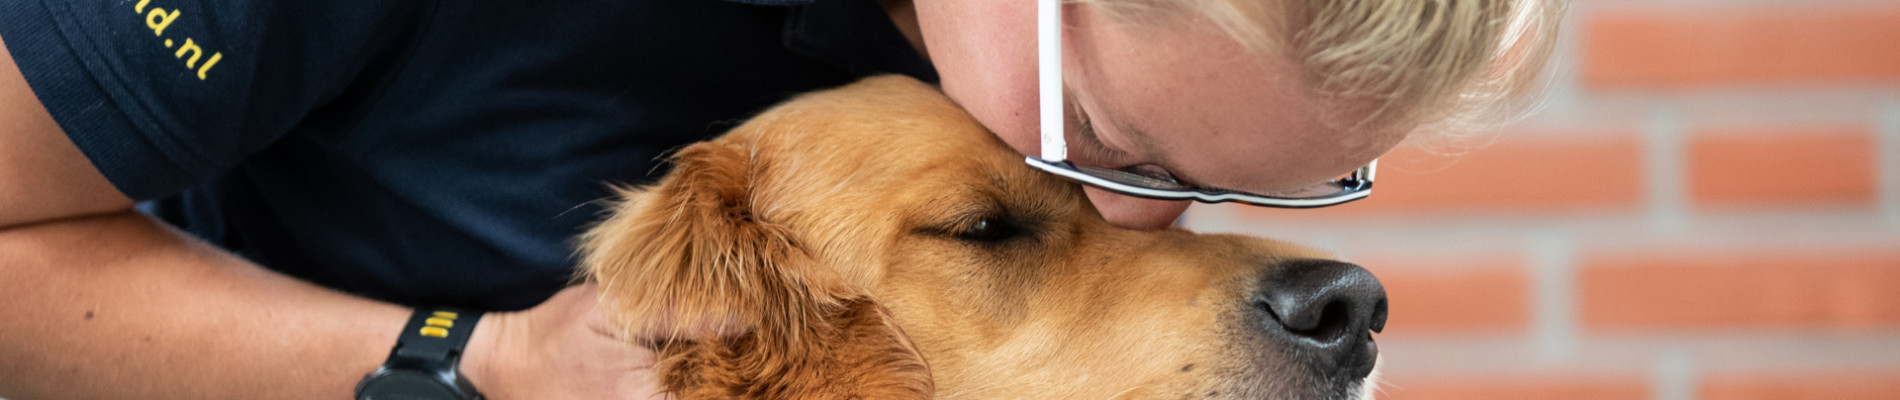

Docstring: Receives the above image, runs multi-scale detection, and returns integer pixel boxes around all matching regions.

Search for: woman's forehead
[1079,70,1397,195]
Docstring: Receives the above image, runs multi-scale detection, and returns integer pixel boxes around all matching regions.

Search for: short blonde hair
[1080,0,1566,140]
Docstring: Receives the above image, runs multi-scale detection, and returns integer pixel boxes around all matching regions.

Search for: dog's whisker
[1105,384,1143,400]
[1364,373,1396,400]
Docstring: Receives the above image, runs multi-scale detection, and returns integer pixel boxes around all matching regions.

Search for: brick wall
[1181,1,1900,399]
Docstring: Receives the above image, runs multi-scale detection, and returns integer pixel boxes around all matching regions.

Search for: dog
[580,76,1388,399]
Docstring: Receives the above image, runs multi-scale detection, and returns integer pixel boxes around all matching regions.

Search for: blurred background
[1183,0,1900,399]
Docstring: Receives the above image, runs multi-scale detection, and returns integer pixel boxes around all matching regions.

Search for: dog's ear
[579,139,931,398]
[581,139,849,343]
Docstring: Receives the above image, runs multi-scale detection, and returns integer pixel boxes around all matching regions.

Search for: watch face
[360,370,460,400]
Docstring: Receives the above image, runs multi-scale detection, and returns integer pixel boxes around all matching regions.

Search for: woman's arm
[0,33,660,400]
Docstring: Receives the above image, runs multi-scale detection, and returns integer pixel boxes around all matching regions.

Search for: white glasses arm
[1038,0,1066,162]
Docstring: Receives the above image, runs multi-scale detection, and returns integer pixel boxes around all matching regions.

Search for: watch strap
[390,309,482,372]
[358,308,486,400]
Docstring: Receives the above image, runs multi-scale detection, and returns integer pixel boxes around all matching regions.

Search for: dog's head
[582,76,1387,399]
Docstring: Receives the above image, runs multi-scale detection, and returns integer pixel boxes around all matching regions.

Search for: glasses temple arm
[1038,0,1066,162]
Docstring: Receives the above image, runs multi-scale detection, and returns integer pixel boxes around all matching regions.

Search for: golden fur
[581,76,1380,399]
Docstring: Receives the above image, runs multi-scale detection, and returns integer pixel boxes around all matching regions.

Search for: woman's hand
[461,283,667,400]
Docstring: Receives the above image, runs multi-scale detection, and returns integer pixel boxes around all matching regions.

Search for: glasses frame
[1024,0,1377,209]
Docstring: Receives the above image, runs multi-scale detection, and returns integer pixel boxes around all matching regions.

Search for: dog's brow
[987,173,1010,192]
[910,186,990,221]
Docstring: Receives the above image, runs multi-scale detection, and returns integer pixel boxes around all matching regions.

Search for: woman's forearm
[0,211,409,399]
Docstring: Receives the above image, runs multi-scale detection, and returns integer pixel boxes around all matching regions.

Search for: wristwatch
[356,308,486,400]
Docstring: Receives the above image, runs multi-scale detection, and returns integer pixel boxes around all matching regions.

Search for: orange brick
[1242,133,1644,220]
[1585,6,1900,89]
[1357,255,1529,333]
[1378,376,1648,400]
[1580,248,1900,331]
[1688,127,1876,208]
[1702,371,1900,400]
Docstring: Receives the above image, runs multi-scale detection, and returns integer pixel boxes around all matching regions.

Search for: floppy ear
[580,140,931,399]
[581,139,846,344]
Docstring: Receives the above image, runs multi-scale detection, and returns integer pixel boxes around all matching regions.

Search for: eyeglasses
[1023,0,1377,208]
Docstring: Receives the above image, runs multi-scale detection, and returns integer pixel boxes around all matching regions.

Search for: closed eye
[1115,164,1182,186]
[956,216,1019,243]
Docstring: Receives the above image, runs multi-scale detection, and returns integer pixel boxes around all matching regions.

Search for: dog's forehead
[744,77,999,151]
[722,77,1030,191]
[706,77,1083,234]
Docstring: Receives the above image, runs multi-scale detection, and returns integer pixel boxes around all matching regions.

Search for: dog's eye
[957,217,1017,242]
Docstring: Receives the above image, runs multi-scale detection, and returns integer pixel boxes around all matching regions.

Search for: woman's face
[914,0,1406,229]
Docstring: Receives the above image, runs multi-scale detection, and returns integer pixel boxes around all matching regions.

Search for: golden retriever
[580,76,1388,399]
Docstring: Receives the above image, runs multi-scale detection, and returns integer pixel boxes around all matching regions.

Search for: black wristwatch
[356,308,486,400]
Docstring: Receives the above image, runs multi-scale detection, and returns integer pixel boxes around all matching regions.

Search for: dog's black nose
[1252,259,1388,381]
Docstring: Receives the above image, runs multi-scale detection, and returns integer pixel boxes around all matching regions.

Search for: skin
[0,0,1400,398]
[915,1,1406,229]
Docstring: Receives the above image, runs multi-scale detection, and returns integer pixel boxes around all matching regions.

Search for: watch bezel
[357,367,471,400]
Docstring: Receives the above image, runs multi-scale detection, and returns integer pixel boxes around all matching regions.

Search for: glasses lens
[1073,163,1358,200]
[1070,164,1193,191]
[1028,157,1373,207]
[1257,181,1354,199]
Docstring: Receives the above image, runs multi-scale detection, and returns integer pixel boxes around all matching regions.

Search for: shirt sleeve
[0,0,430,200]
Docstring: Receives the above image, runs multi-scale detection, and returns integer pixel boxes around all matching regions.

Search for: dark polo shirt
[0,0,936,310]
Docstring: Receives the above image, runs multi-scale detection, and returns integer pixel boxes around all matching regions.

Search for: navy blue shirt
[1,0,936,310]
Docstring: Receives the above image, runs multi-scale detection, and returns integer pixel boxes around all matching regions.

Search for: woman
[0,0,1558,398]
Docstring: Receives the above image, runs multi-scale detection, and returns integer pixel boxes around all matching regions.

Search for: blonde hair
[1080,0,1566,141]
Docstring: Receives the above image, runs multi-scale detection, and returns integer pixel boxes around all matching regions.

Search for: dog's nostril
[1303,301,1353,342]
[1259,298,1354,343]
